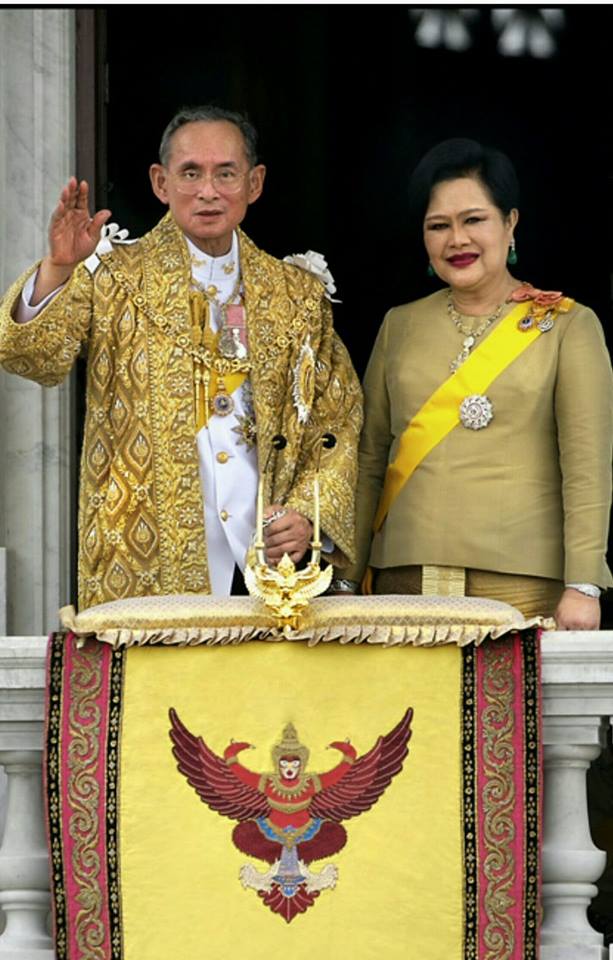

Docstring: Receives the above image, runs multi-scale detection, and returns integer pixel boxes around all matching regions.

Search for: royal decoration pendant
[212,394,234,417]
[518,309,555,334]
[292,338,315,424]
[537,312,554,332]
[232,413,257,448]
[218,325,242,359]
[212,386,235,417]
[459,394,494,430]
[218,304,249,360]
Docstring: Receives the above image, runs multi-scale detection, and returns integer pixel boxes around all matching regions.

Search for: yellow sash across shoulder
[372,298,572,533]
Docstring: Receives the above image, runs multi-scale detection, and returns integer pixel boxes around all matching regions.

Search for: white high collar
[185,231,240,289]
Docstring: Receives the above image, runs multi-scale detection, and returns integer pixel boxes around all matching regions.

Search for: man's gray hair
[159,105,259,167]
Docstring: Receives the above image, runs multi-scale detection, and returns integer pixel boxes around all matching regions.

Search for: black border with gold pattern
[106,647,125,959]
[45,633,68,959]
[522,630,540,959]
[462,643,478,960]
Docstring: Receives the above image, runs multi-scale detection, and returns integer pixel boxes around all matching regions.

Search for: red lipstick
[447,254,478,268]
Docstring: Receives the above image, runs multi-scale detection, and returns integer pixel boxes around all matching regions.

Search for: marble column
[0,636,52,958]
[0,9,75,638]
[541,633,613,960]
[0,551,6,637]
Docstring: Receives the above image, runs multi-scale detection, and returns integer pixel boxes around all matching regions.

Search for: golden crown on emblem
[271,722,310,766]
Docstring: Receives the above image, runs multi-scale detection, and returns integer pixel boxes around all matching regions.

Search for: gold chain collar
[107,262,251,375]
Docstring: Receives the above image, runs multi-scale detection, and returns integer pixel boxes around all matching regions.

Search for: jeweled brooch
[459,394,494,430]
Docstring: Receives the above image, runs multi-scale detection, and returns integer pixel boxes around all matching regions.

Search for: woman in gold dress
[339,138,613,628]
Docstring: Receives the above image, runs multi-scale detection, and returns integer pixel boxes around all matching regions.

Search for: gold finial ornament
[246,432,336,633]
[244,552,332,634]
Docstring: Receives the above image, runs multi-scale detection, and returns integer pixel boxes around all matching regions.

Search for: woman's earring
[507,239,518,265]
[427,262,435,277]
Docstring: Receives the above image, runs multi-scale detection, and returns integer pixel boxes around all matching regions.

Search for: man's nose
[194,174,221,199]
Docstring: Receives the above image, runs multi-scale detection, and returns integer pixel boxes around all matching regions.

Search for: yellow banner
[119,642,463,959]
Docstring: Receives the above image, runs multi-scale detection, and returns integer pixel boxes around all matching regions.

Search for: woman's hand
[554,588,601,630]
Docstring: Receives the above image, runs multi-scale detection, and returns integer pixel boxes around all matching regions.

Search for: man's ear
[247,164,266,205]
[149,164,169,205]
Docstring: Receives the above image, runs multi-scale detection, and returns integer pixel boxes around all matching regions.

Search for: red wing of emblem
[169,707,413,922]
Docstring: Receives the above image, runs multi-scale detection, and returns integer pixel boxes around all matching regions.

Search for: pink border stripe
[476,634,526,960]
[61,636,113,960]
[535,629,544,960]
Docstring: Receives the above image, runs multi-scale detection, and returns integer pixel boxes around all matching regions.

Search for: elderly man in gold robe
[0,106,362,609]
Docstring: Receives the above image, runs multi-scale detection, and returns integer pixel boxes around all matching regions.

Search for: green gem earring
[507,240,518,265]
[427,263,435,277]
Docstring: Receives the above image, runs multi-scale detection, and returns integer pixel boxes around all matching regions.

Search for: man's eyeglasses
[169,168,250,196]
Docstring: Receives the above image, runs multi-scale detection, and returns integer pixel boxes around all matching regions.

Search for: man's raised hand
[32,178,111,305]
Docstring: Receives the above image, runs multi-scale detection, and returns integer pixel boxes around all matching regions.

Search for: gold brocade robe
[0,214,362,609]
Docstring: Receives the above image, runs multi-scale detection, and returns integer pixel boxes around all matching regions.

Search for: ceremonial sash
[372,299,571,532]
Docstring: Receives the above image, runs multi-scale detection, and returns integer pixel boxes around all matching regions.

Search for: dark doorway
[91,5,613,619]
[103,6,613,367]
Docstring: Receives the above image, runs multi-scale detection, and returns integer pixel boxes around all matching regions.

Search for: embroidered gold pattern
[46,636,68,959]
[521,633,540,960]
[481,637,517,960]
[0,214,361,605]
[462,644,477,960]
[68,638,105,959]
[292,336,316,424]
[106,649,125,959]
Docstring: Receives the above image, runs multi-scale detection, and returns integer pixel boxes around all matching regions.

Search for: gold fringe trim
[60,597,552,650]
[422,564,466,597]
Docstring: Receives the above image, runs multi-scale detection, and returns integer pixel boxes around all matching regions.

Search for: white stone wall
[0,8,75,638]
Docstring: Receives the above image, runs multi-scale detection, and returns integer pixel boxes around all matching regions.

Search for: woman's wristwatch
[330,578,359,594]
[566,583,601,599]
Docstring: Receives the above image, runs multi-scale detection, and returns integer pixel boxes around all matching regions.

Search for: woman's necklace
[447,290,507,372]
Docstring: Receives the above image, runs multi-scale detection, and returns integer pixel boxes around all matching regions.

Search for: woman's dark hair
[408,138,520,223]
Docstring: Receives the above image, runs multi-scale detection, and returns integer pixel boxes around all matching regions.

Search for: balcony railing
[0,632,611,959]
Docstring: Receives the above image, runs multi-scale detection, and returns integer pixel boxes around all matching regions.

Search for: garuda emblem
[169,707,413,922]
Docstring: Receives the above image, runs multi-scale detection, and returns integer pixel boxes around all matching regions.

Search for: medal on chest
[218,304,248,360]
